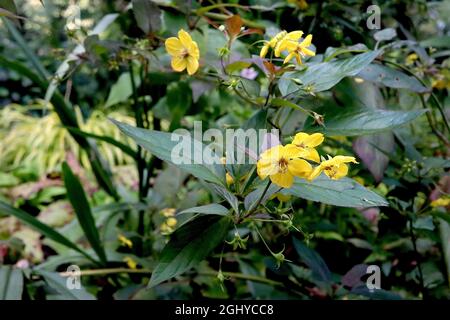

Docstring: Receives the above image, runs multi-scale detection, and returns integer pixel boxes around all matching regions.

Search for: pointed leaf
[304,109,427,136]
[177,204,229,216]
[285,176,388,207]
[279,51,381,95]
[113,120,226,186]
[62,162,107,264]
[35,270,96,300]
[149,215,231,287]
[293,237,332,284]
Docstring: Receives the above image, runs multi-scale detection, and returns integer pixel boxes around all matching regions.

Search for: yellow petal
[333,164,348,179]
[283,52,296,64]
[270,172,294,188]
[300,34,313,47]
[171,56,187,72]
[295,53,302,65]
[282,144,304,159]
[260,144,284,161]
[189,42,200,60]
[165,37,183,56]
[260,43,269,58]
[293,132,324,148]
[186,56,199,75]
[302,148,320,163]
[178,29,193,48]
[285,31,304,41]
[257,158,279,178]
[301,47,315,57]
[308,166,323,181]
[332,156,358,164]
[288,158,312,178]
[226,172,234,186]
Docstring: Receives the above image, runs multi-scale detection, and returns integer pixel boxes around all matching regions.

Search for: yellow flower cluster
[165,29,200,75]
[257,133,358,188]
[260,30,315,64]
[160,208,178,234]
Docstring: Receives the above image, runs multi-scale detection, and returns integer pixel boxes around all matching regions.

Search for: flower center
[278,158,289,173]
[181,49,190,58]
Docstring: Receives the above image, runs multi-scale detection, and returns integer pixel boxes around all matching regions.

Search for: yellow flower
[161,208,176,217]
[405,53,418,66]
[288,0,308,10]
[166,217,177,228]
[309,155,358,180]
[260,30,304,59]
[161,217,177,234]
[123,256,137,270]
[431,197,450,208]
[260,31,287,58]
[257,144,313,188]
[291,132,324,163]
[432,77,450,90]
[274,31,304,57]
[226,172,234,186]
[279,34,315,64]
[165,29,200,75]
[118,234,133,249]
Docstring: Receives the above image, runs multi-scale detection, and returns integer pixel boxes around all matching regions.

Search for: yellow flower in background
[161,217,178,234]
[309,155,358,180]
[165,29,200,75]
[118,234,133,249]
[260,30,305,59]
[226,172,234,186]
[123,256,137,270]
[260,30,287,58]
[166,217,177,227]
[405,53,418,66]
[274,31,304,57]
[431,197,450,208]
[161,208,176,217]
[257,144,312,188]
[288,0,308,10]
[280,34,315,64]
[291,132,324,163]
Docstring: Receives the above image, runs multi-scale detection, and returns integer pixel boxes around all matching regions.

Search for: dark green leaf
[105,72,141,108]
[35,270,96,300]
[304,109,427,136]
[113,120,226,186]
[210,184,239,214]
[62,162,107,265]
[285,176,388,207]
[279,51,380,95]
[66,126,137,158]
[293,237,332,284]
[177,204,229,216]
[357,64,427,93]
[132,0,161,34]
[149,215,231,287]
